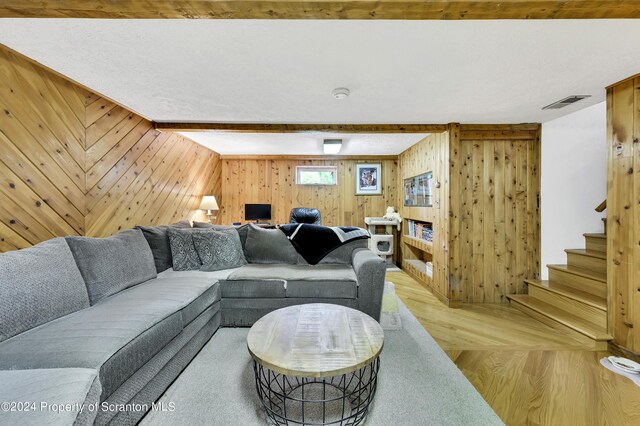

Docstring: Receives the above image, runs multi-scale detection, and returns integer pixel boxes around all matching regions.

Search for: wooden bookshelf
[403,259,433,285]
[400,216,453,305]
[402,235,433,254]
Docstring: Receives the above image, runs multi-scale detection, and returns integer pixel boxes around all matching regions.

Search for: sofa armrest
[352,248,386,322]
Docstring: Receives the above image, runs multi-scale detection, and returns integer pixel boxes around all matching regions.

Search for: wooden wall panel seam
[84,130,169,213]
[0,49,86,179]
[0,44,221,248]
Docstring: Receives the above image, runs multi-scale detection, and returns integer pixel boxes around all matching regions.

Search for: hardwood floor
[387,271,640,426]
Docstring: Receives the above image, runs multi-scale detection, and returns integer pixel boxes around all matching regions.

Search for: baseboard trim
[608,341,640,362]
[400,265,461,308]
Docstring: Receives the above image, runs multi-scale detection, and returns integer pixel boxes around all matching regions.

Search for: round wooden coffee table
[247,303,384,426]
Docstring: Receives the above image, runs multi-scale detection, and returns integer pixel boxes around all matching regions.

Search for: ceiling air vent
[542,95,591,110]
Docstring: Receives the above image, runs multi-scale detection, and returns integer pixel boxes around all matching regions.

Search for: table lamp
[199,195,219,223]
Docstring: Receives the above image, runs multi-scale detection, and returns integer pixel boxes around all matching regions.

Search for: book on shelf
[406,220,433,242]
[426,261,433,278]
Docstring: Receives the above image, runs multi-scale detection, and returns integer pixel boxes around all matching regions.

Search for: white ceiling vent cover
[542,95,591,110]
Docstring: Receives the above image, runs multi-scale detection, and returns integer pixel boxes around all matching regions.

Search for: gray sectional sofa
[0,222,385,426]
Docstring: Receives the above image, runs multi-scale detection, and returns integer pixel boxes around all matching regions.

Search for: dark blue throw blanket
[279,224,370,265]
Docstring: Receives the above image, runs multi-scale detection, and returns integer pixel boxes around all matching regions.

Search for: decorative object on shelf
[365,210,401,270]
[198,195,219,223]
[355,163,382,195]
[383,206,402,225]
[404,171,433,206]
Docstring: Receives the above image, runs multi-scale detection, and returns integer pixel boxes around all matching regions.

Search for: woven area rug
[141,298,502,426]
[380,281,402,330]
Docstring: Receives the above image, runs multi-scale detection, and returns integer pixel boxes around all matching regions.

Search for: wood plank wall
[219,158,398,227]
[606,74,640,354]
[397,125,541,304]
[448,125,541,303]
[0,45,220,252]
[398,131,450,301]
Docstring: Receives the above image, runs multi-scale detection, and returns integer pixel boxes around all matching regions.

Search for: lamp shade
[199,196,219,211]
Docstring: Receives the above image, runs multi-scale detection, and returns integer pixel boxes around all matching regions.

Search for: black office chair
[289,208,322,225]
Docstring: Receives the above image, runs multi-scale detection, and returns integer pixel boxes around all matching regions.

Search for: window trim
[295,166,339,186]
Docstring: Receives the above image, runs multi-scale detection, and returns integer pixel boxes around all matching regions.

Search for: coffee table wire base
[253,358,380,426]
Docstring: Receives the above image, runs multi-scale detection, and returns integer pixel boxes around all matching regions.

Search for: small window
[296,166,338,185]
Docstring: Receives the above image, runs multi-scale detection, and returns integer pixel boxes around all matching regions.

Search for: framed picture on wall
[355,163,382,195]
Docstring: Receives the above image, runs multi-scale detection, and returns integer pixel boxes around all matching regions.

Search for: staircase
[507,231,611,350]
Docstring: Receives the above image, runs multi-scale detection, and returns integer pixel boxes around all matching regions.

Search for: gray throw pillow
[0,238,90,342]
[192,229,247,271]
[137,220,192,273]
[192,222,234,230]
[167,228,201,271]
[66,229,157,305]
[236,224,250,249]
[244,224,298,264]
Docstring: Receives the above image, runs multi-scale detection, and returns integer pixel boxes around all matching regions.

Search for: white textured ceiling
[0,19,639,127]
[181,132,428,155]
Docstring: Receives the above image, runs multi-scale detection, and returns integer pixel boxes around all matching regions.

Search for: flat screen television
[245,204,272,222]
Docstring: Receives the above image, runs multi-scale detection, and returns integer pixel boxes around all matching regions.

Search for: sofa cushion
[0,368,101,426]
[225,264,357,299]
[137,220,192,273]
[244,224,297,264]
[221,298,357,327]
[0,238,89,343]
[167,228,202,271]
[66,229,157,305]
[157,267,241,282]
[286,280,357,299]
[0,277,218,400]
[228,264,357,283]
[220,279,287,298]
[192,229,247,271]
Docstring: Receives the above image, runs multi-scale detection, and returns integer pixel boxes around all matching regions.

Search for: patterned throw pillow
[167,228,201,271]
[192,229,247,271]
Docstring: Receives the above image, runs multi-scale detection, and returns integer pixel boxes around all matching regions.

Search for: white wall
[540,101,607,280]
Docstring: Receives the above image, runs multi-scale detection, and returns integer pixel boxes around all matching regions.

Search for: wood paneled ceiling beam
[1,1,639,20]
[154,123,447,133]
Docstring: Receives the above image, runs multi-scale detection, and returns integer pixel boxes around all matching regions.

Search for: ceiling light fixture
[323,139,342,154]
[332,88,350,99]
